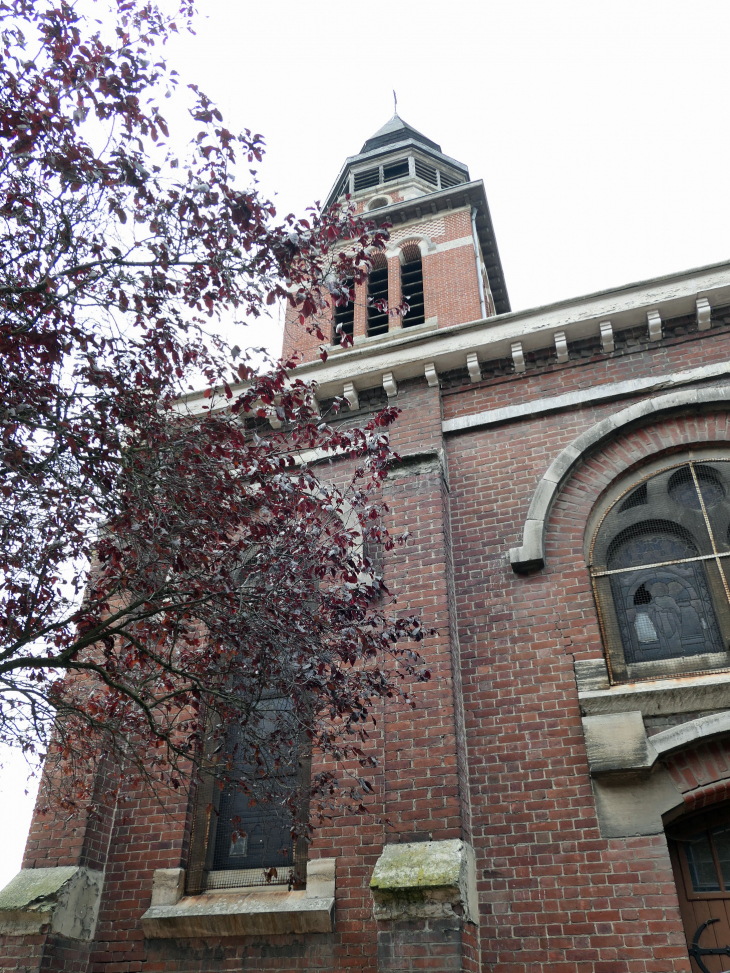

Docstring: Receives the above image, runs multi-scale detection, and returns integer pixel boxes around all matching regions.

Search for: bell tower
[282,114,510,363]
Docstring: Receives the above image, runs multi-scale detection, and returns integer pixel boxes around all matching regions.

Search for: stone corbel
[424,363,439,388]
[383,372,398,398]
[647,309,662,341]
[511,341,525,373]
[554,331,569,363]
[697,297,712,331]
[370,839,477,924]
[343,382,359,411]
[0,866,104,940]
[466,352,481,384]
[599,321,614,353]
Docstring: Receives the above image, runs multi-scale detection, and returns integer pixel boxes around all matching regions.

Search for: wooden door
[668,807,730,973]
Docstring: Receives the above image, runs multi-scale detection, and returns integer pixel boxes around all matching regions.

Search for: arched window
[400,243,425,328]
[367,254,389,337]
[186,698,310,893]
[333,279,354,345]
[590,458,730,683]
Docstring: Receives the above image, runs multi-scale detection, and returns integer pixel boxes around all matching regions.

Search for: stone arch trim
[509,385,730,573]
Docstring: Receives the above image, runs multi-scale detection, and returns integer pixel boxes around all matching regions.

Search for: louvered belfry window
[400,244,425,328]
[590,459,730,684]
[333,279,354,345]
[367,254,389,337]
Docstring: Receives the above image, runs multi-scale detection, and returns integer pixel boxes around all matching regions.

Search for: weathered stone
[141,858,336,938]
[582,711,658,776]
[370,839,477,923]
[150,868,185,907]
[579,668,730,716]
[141,888,335,938]
[0,866,103,940]
[592,769,683,838]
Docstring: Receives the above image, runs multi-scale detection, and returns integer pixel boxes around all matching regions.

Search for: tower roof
[322,116,510,315]
[360,114,442,155]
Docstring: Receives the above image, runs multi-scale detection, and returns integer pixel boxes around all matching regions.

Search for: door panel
[668,808,730,973]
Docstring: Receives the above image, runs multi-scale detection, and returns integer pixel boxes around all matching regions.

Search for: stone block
[150,868,185,907]
[592,768,683,838]
[370,839,477,924]
[582,711,657,776]
[0,866,103,940]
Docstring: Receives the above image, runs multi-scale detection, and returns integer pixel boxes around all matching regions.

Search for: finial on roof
[393,90,397,115]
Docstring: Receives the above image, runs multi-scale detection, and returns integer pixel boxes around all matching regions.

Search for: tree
[0,0,428,825]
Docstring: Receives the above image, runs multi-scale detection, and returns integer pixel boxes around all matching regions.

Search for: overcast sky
[3,0,730,888]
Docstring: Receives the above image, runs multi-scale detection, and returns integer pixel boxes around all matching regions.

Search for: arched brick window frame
[388,236,436,329]
[366,251,389,337]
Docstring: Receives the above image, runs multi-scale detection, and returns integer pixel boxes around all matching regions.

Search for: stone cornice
[273,258,730,404]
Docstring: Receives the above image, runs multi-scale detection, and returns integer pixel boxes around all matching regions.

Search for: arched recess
[509,386,730,574]
[386,234,437,261]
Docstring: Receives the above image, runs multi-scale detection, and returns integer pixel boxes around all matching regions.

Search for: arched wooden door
[668,806,730,973]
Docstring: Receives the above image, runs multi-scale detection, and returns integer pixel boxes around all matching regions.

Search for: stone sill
[141,860,336,938]
[579,667,730,716]
[141,888,334,938]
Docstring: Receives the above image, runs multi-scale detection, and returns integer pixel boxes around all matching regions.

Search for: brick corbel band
[509,384,730,573]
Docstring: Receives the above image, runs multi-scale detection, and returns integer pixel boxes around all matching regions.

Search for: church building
[5,114,730,973]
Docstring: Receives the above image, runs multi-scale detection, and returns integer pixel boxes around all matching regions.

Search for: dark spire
[360,114,442,155]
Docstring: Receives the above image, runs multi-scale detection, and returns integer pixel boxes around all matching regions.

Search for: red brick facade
[6,118,730,973]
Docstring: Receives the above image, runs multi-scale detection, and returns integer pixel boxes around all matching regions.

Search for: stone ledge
[141,889,335,938]
[141,858,335,939]
[579,668,730,716]
[0,866,103,939]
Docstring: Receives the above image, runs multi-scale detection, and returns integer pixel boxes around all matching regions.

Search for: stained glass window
[590,460,730,681]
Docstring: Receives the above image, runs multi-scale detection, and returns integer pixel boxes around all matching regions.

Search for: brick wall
[282,207,482,365]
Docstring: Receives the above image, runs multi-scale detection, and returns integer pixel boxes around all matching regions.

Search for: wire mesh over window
[186,699,309,893]
[590,460,730,684]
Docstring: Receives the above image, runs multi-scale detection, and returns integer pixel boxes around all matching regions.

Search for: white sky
[3,0,730,888]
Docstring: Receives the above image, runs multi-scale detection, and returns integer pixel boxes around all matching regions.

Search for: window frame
[186,703,311,895]
[587,449,730,684]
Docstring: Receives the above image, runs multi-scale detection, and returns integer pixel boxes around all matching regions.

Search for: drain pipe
[471,207,487,320]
